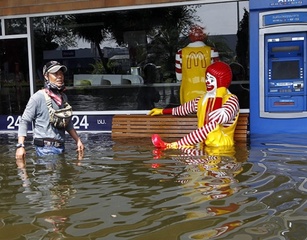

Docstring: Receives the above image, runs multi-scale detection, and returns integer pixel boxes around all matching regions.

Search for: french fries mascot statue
[176,25,219,104]
[149,61,239,149]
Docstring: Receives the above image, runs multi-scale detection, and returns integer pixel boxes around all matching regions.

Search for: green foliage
[90,60,105,74]
[33,15,77,49]
[32,15,77,67]
[72,6,200,76]
[206,36,234,63]
[79,80,91,86]
[236,8,249,79]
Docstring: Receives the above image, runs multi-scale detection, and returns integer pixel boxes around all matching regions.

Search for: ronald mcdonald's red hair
[188,25,206,42]
[206,62,232,89]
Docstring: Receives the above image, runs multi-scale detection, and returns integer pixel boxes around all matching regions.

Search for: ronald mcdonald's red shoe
[151,134,167,149]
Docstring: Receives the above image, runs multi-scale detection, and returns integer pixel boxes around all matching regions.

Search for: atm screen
[271,46,300,52]
[272,60,300,80]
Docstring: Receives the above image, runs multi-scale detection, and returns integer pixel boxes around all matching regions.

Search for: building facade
[0,0,249,132]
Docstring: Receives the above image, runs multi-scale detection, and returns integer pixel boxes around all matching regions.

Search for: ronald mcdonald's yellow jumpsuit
[150,61,239,149]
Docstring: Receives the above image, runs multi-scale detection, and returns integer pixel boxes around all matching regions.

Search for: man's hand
[148,108,163,116]
[76,138,84,161]
[15,147,26,161]
[77,150,84,161]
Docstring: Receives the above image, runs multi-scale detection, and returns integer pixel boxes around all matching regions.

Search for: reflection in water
[15,152,80,239]
[152,145,246,239]
[0,133,307,239]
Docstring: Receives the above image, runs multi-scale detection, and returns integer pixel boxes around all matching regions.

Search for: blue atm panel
[265,33,306,112]
[266,96,304,111]
[250,0,307,134]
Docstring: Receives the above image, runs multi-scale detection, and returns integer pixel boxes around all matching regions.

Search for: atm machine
[249,0,307,134]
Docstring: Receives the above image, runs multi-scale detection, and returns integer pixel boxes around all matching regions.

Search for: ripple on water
[1,133,307,239]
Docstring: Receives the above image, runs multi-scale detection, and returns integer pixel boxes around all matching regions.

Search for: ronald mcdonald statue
[176,25,219,104]
[149,61,240,149]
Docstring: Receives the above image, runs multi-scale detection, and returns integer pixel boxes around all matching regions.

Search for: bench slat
[112,113,249,142]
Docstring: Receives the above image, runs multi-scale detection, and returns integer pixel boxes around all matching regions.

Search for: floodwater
[0,133,307,240]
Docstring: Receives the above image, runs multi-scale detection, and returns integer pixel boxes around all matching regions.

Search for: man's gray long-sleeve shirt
[18,89,74,141]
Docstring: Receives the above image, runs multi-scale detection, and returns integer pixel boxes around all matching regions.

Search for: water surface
[0,133,306,240]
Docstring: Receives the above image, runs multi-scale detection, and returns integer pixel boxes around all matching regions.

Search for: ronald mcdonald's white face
[206,72,217,94]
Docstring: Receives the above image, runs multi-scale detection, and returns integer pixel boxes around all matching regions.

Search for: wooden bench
[112,113,249,143]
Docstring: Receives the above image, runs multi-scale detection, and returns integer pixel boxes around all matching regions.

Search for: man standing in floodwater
[15,61,84,161]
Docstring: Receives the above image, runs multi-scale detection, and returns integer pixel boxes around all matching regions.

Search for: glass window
[5,18,27,35]
[31,2,249,112]
[0,39,30,115]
